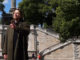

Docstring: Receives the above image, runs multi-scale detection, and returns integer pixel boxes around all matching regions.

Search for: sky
[0,0,22,17]
[3,0,22,13]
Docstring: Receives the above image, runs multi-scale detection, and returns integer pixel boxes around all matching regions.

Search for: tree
[0,0,5,24]
[0,0,4,11]
[19,0,50,25]
[0,3,4,11]
[0,0,4,2]
[52,0,80,42]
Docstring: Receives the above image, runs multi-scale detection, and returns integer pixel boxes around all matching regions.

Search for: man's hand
[4,54,8,60]
[10,23,16,29]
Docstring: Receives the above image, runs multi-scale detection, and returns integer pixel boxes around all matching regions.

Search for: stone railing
[36,27,59,39]
[40,41,72,56]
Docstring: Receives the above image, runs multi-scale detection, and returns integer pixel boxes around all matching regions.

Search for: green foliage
[0,3,4,11]
[49,0,58,9]
[43,22,49,28]
[0,0,4,2]
[0,0,4,11]
[19,0,80,42]
[53,0,80,42]
[19,0,49,25]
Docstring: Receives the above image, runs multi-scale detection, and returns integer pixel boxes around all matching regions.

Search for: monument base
[9,8,16,13]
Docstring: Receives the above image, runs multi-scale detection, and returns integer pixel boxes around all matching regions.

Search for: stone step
[36,27,59,39]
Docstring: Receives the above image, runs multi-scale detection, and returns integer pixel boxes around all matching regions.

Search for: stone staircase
[36,27,59,39]
[37,27,80,58]
[40,41,72,56]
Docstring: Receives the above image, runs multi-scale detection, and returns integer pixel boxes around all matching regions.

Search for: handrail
[40,41,72,56]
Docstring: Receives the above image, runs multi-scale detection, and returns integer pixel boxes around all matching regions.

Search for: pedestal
[9,8,16,14]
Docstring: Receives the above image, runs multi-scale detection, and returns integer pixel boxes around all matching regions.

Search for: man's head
[13,8,23,21]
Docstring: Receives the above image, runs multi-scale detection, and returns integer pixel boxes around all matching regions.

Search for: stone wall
[0,25,80,60]
[28,27,80,60]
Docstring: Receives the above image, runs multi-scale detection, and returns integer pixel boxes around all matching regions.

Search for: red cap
[38,54,41,59]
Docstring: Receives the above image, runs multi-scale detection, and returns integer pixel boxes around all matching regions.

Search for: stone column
[10,0,16,13]
[11,0,16,8]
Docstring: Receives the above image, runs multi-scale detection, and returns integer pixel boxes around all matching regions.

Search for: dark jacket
[2,19,30,60]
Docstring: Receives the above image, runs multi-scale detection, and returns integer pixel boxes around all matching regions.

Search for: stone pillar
[10,0,16,13]
[11,0,16,8]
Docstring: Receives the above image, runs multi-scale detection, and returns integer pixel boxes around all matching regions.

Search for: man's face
[13,10,21,20]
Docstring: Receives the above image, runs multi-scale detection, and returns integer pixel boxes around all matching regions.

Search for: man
[3,8,30,60]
